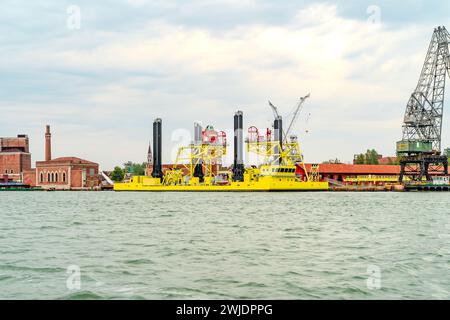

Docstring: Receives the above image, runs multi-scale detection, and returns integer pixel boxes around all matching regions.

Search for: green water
[0,192,449,299]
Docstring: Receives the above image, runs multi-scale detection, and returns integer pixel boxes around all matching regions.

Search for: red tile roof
[304,163,400,175]
[36,157,98,165]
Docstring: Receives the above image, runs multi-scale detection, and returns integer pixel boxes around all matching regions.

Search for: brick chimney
[45,125,51,161]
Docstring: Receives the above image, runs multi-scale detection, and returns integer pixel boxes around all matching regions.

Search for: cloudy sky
[1,0,450,169]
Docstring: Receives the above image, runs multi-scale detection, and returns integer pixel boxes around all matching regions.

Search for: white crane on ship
[268,93,311,143]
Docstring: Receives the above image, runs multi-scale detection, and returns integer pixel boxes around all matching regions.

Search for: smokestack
[45,125,51,161]
[274,116,282,164]
[233,111,244,182]
[151,118,163,179]
[193,122,204,182]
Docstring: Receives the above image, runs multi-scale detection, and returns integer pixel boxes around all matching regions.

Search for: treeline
[322,149,400,165]
[354,149,381,165]
[110,161,147,182]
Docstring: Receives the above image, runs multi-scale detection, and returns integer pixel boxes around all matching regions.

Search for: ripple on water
[1,191,450,299]
[0,264,64,273]
[60,291,105,300]
[0,275,14,282]
[39,225,60,230]
[237,281,268,288]
[124,259,154,265]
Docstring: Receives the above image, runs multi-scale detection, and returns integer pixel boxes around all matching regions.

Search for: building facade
[0,134,31,182]
[22,125,101,190]
[32,157,99,190]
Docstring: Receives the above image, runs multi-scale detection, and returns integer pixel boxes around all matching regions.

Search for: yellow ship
[114,111,328,192]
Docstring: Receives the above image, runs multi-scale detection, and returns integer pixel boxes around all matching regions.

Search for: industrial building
[0,134,32,182]
[299,164,401,186]
[17,125,101,190]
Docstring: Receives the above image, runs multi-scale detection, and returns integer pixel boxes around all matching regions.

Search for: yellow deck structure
[114,111,328,192]
[114,165,328,192]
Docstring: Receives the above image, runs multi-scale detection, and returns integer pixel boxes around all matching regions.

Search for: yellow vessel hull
[114,180,329,192]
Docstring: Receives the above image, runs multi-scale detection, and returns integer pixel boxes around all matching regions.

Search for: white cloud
[1,2,446,169]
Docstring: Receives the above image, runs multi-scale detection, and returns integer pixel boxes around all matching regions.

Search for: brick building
[0,134,31,182]
[22,125,101,190]
[30,157,100,190]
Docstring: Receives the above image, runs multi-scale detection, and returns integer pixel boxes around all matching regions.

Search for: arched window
[51,173,55,182]
[62,172,66,183]
[55,173,58,182]
[40,172,44,182]
[47,173,51,182]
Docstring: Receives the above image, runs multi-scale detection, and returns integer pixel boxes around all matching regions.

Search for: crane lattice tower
[397,26,450,182]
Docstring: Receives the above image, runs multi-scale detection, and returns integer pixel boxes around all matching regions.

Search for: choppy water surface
[0,191,449,299]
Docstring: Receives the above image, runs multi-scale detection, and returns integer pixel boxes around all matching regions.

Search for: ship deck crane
[268,100,281,120]
[268,93,311,144]
[268,100,285,138]
[284,93,310,143]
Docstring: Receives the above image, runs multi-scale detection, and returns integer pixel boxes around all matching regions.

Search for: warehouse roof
[36,157,98,166]
[304,163,401,175]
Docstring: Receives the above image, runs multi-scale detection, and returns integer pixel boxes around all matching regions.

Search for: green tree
[354,153,365,164]
[444,147,450,157]
[354,149,380,164]
[123,162,146,176]
[366,149,379,165]
[444,147,450,165]
[110,166,125,182]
